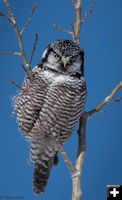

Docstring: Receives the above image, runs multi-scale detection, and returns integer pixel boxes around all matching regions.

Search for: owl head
[39,40,84,77]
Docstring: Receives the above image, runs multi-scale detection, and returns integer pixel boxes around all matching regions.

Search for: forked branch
[90,81,122,115]
[1,0,38,81]
[57,80,122,200]
[51,0,94,44]
[20,3,37,35]
[72,81,122,200]
[58,143,80,177]
[71,1,122,200]
[51,23,75,38]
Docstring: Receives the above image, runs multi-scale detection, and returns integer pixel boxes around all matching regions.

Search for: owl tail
[33,153,58,194]
[30,136,58,194]
[33,161,51,194]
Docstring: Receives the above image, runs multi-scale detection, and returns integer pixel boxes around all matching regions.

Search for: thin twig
[112,97,122,102]
[10,80,21,89]
[20,3,37,35]
[51,0,84,43]
[51,0,83,44]
[2,0,15,24]
[29,33,38,65]
[0,9,12,23]
[95,81,122,111]
[2,0,33,81]
[88,81,122,117]
[51,0,94,44]
[82,0,94,23]
[21,64,27,72]
[51,23,74,37]
[0,51,21,55]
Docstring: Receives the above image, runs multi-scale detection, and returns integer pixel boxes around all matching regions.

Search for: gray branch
[2,0,34,81]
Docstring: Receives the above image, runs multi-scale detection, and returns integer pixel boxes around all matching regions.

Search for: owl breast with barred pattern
[14,40,87,195]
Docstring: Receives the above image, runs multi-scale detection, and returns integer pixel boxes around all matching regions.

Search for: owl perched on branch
[14,40,87,194]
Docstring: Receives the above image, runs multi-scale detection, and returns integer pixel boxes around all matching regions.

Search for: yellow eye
[70,56,76,62]
[55,53,61,61]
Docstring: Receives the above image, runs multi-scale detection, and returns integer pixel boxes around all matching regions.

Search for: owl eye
[54,53,61,61]
[70,56,76,62]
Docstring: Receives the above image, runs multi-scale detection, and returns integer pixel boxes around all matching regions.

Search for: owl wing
[29,75,87,142]
[29,75,86,194]
[15,72,86,194]
[14,67,50,138]
[29,75,86,174]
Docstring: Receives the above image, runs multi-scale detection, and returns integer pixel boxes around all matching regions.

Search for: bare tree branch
[51,0,83,43]
[71,1,85,200]
[0,9,12,23]
[72,112,88,200]
[94,81,122,111]
[58,143,80,177]
[20,3,37,35]
[2,0,15,23]
[21,64,28,72]
[112,97,122,102]
[88,81,122,117]
[71,1,122,200]
[73,0,82,44]
[82,0,94,23]
[0,51,20,55]
[29,33,38,65]
[1,0,33,81]
[51,23,75,37]
[9,80,21,89]
[72,82,122,200]
[51,0,94,44]
[51,0,83,44]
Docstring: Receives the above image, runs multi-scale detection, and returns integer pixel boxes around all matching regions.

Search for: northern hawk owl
[14,40,87,194]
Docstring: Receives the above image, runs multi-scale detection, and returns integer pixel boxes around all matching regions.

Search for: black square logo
[107,185,122,199]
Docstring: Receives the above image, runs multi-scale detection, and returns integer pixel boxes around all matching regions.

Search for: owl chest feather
[29,68,86,142]
[15,66,86,143]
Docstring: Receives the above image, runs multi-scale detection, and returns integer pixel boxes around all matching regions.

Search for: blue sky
[0,0,122,200]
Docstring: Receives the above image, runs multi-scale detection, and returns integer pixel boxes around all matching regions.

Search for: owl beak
[63,59,68,68]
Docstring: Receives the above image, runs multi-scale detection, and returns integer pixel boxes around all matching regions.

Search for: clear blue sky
[0,0,122,200]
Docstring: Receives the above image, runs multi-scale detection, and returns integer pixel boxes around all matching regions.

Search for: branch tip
[0,51,21,56]
[20,3,38,35]
[51,23,74,36]
[88,81,122,118]
[9,80,21,89]
[29,33,38,65]
[82,0,94,23]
